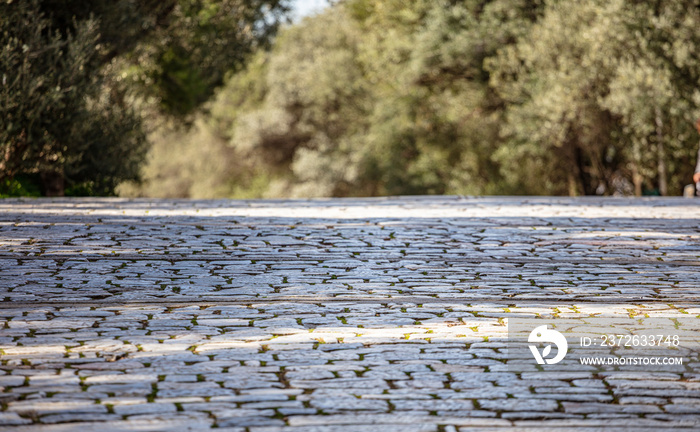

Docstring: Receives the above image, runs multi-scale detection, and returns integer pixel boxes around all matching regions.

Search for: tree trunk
[40,171,65,197]
[632,141,642,197]
[655,107,667,196]
[631,163,642,197]
[567,172,578,197]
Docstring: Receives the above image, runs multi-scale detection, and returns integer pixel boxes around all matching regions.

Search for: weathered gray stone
[2,196,699,430]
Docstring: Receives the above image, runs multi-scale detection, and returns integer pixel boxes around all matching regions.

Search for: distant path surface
[0,196,699,431]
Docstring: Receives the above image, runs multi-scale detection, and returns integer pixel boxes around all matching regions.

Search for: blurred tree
[118,119,240,198]
[0,1,146,196]
[125,0,700,199]
[349,0,542,195]
[1,0,288,196]
[229,6,371,197]
[185,0,545,197]
[600,0,700,196]
[133,0,289,116]
[489,0,700,196]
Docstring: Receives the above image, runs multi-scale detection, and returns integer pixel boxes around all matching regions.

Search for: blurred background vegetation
[3,0,700,198]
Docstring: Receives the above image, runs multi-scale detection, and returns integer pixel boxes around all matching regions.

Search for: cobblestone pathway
[1,196,699,431]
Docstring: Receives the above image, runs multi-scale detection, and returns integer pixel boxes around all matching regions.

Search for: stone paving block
[217,415,284,428]
[39,413,122,424]
[310,397,389,412]
[0,412,32,426]
[0,375,26,387]
[7,400,108,415]
[477,399,560,412]
[113,402,177,415]
[251,426,437,432]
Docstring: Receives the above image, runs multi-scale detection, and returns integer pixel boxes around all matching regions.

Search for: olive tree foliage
[489,0,700,196]
[0,1,146,195]
[352,0,465,196]
[229,6,371,197]
[356,0,542,196]
[209,0,535,197]
[132,0,289,116]
[120,118,241,199]
[134,0,700,198]
[1,0,289,196]
[599,0,700,195]
[120,48,273,199]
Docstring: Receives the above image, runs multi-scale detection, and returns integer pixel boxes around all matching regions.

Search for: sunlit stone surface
[0,196,699,431]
